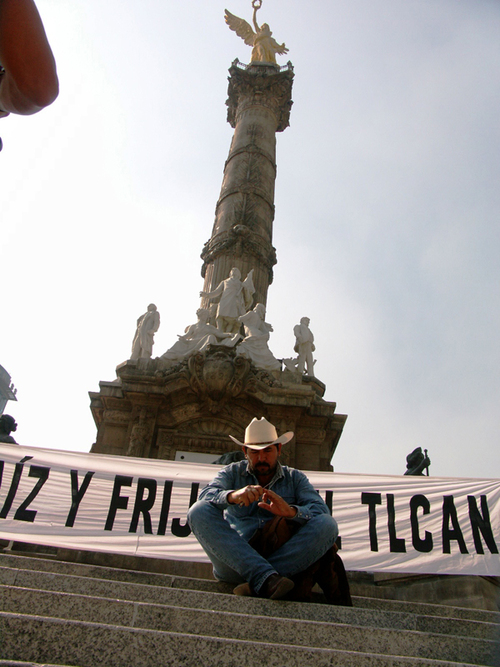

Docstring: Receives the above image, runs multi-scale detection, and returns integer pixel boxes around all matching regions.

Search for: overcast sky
[1,0,499,479]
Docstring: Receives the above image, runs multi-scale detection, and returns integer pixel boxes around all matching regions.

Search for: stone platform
[89,349,347,471]
[1,550,499,666]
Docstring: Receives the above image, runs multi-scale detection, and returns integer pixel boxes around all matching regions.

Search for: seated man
[188,417,340,601]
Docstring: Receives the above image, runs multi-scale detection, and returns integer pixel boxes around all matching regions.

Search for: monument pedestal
[90,347,346,471]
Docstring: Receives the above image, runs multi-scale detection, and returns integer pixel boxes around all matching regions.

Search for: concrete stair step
[1,552,497,624]
[1,563,497,643]
[1,583,498,664]
[0,662,77,667]
[0,612,485,667]
[1,553,498,666]
[1,587,496,664]
[350,594,500,624]
[350,572,500,612]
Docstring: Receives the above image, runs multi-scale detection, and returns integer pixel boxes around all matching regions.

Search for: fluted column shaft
[201,61,293,309]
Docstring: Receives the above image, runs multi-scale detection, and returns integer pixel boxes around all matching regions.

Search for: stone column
[201,60,294,309]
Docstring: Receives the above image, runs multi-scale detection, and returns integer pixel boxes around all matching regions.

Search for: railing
[231,58,293,73]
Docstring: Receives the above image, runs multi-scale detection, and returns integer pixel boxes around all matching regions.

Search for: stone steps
[0,584,497,661]
[3,613,490,667]
[0,553,498,666]
[0,572,496,641]
[0,662,75,667]
[1,552,496,623]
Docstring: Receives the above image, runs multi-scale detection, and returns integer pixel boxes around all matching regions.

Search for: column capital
[226,61,294,132]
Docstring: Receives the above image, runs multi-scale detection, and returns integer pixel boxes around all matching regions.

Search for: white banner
[1,444,499,575]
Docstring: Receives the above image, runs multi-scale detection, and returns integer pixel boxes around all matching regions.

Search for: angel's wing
[224,9,256,47]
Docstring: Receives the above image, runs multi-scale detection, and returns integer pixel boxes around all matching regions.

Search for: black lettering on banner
[66,470,95,528]
[171,483,199,538]
[387,493,406,553]
[323,490,341,549]
[442,495,468,554]
[0,460,3,488]
[156,480,173,536]
[129,477,157,534]
[104,475,133,531]
[324,490,333,515]
[361,492,382,551]
[467,495,499,555]
[410,494,433,553]
[0,456,33,519]
[13,465,50,522]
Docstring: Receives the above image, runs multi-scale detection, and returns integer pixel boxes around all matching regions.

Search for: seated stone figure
[236,303,281,372]
[0,414,18,444]
[188,417,349,604]
[404,447,431,476]
[162,308,240,364]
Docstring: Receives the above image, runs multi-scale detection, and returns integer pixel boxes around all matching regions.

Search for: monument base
[89,347,347,471]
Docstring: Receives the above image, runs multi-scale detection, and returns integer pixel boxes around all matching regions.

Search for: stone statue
[404,447,431,476]
[162,308,241,364]
[0,414,18,444]
[236,303,281,372]
[225,2,289,65]
[294,317,316,376]
[200,267,255,334]
[131,304,160,360]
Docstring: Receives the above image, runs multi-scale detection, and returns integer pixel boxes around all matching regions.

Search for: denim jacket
[198,460,329,542]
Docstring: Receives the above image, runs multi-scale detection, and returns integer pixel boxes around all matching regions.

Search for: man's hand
[227,485,265,507]
[258,489,297,518]
[228,487,297,518]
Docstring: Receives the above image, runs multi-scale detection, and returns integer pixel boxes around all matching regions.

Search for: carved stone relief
[201,224,277,283]
[103,410,132,425]
[126,406,156,458]
[188,348,252,413]
[295,427,327,444]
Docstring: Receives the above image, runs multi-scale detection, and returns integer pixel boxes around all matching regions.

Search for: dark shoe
[259,574,294,600]
[233,582,253,596]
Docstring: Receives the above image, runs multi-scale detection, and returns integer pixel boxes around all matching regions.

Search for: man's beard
[248,461,276,477]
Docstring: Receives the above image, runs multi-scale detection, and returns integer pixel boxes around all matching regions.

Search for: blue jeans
[188,500,338,594]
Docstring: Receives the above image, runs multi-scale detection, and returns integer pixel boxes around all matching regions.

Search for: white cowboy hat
[229,417,294,450]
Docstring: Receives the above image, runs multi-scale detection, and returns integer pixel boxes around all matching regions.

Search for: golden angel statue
[225,3,289,64]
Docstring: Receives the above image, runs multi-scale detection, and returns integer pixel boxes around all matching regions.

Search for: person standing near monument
[188,417,345,602]
[294,316,315,376]
[130,304,160,360]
